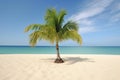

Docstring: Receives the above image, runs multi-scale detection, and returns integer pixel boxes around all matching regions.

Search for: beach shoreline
[0,54,120,80]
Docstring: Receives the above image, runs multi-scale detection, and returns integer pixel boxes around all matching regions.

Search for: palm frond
[62,30,82,45]
[24,24,43,32]
[58,10,66,28]
[44,8,58,27]
[63,21,78,31]
[29,31,40,46]
[39,26,57,43]
[28,24,57,46]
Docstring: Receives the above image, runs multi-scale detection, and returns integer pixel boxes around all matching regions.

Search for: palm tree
[24,8,82,63]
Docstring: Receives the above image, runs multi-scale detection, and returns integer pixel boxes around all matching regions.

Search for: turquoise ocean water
[0,46,120,55]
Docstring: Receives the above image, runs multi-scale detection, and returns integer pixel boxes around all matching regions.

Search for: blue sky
[0,0,120,46]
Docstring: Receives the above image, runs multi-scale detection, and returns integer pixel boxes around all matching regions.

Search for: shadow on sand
[40,57,95,65]
[64,57,95,65]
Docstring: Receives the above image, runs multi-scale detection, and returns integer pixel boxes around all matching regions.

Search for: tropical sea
[0,46,120,55]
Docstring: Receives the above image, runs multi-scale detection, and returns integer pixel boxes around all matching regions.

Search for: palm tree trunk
[56,42,60,59]
[54,42,64,63]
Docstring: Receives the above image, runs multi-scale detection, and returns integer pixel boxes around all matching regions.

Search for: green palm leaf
[24,24,44,32]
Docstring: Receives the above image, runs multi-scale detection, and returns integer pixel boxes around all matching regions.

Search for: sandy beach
[0,54,120,80]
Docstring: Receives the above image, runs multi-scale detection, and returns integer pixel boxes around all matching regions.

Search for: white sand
[0,54,120,80]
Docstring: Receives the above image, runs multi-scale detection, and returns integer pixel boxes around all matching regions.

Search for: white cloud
[70,7,103,22]
[80,19,93,26]
[109,2,120,22]
[79,26,96,34]
[69,0,114,22]
[111,12,120,22]
[68,0,114,34]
